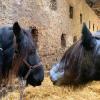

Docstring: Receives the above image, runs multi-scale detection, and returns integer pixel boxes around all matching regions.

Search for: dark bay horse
[50,23,100,85]
[0,22,44,87]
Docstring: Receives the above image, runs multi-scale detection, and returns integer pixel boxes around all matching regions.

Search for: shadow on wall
[30,26,39,48]
[61,33,66,48]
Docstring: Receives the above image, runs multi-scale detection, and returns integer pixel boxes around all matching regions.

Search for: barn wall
[0,0,100,69]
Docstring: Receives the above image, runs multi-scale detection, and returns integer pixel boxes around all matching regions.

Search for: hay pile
[2,77,100,100]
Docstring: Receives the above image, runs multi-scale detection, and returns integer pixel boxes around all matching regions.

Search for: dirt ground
[2,76,100,100]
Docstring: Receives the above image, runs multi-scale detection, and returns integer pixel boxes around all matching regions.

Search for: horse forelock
[60,40,85,79]
[61,40,82,64]
[12,28,36,74]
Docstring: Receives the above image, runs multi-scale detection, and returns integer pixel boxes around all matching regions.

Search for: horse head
[50,23,100,85]
[13,22,44,86]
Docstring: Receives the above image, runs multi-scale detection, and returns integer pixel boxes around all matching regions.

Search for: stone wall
[0,0,100,69]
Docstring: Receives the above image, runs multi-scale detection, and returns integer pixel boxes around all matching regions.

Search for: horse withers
[50,23,100,85]
[0,22,44,87]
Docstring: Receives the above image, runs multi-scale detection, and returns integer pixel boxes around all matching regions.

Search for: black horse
[0,22,44,87]
[50,23,100,85]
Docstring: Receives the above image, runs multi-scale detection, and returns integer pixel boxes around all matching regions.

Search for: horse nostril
[50,77,57,85]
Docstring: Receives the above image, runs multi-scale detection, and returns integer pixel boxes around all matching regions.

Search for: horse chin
[52,79,63,86]
[50,75,63,86]
[27,72,44,87]
[31,83,42,87]
[27,80,42,87]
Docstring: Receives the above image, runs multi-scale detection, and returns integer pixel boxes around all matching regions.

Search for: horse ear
[13,22,21,36]
[81,23,95,50]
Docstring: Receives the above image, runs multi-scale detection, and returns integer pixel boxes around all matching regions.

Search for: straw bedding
[2,77,100,100]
